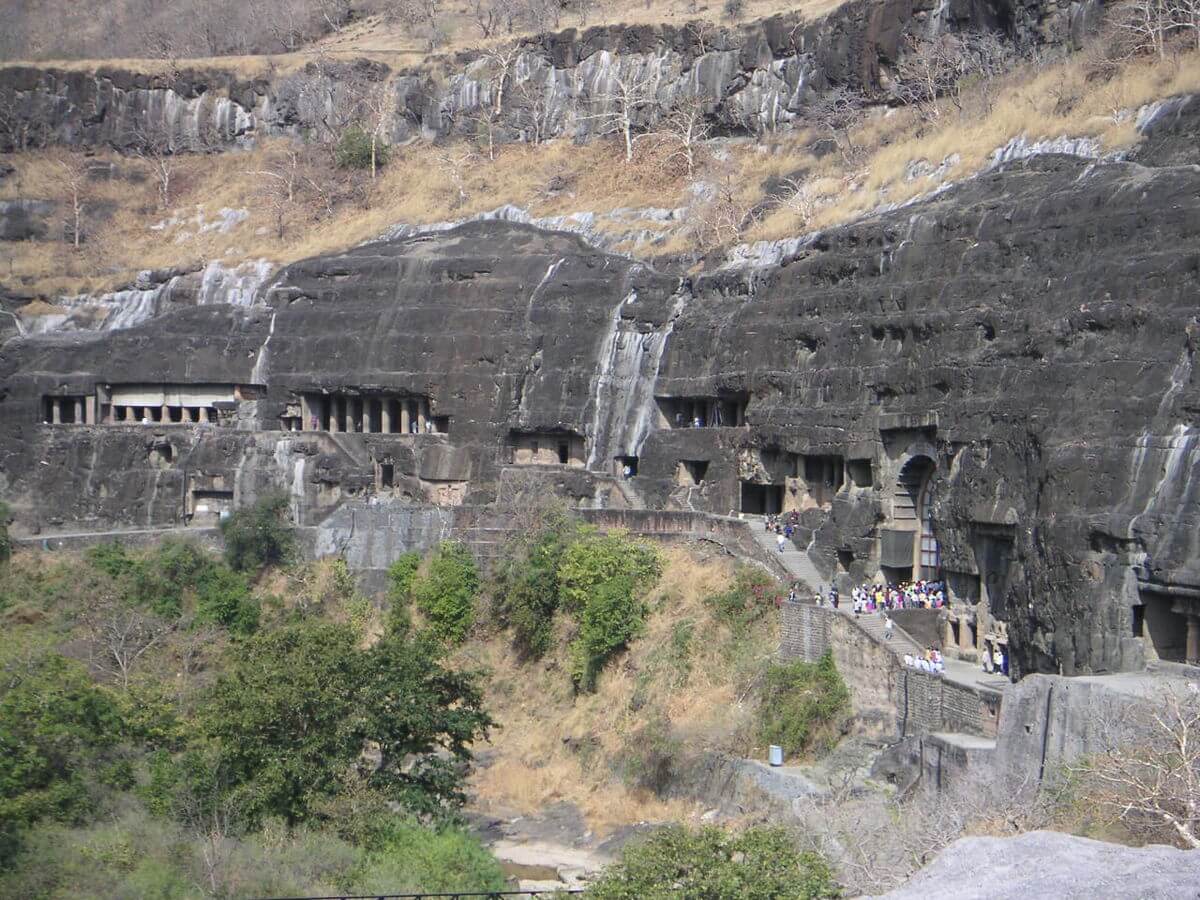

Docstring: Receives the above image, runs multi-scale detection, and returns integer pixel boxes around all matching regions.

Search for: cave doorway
[1141,595,1187,662]
[893,455,940,580]
[741,482,784,515]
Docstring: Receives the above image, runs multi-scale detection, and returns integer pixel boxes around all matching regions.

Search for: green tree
[220,495,294,572]
[0,500,12,566]
[557,530,660,615]
[386,551,422,635]
[194,564,259,635]
[0,655,124,861]
[585,824,838,899]
[201,620,493,827]
[411,543,479,645]
[556,531,662,692]
[492,512,580,658]
[758,651,850,759]
[336,126,390,171]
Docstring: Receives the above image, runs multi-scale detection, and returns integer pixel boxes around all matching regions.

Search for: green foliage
[220,494,294,573]
[706,565,782,635]
[84,538,224,619]
[556,531,662,692]
[585,824,838,900]
[557,530,661,614]
[386,551,421,635]
[758,652,850,759]
[194,563,259,635]
[335,126,390,170]
[492,512,580,658]
[411,542,480,645]
[0,655,124,860]
[569,575,646,693]
[0,500,11,566]
[201,620,493,827]
[355,819,506,894]
[617,713,680,796]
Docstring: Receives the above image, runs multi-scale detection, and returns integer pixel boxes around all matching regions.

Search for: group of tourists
[766,512,803,554]
[850,579,946,614]
[905,647,946,675]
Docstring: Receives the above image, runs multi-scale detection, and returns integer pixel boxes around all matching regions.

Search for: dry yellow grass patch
[746,48,1200,242]
[460,546,776,834]
[1,136,697,297]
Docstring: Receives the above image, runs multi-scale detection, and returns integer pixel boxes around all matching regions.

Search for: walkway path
[750,519,825,591]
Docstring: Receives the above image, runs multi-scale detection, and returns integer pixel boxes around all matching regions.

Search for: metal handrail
[255,891,585,900]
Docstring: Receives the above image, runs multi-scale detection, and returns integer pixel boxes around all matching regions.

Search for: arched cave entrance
[881,455,940,583]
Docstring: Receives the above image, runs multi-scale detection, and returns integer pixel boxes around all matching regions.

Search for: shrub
[758,651,850,759]
[585,824,837,899]
[617,714,680,796]
[356,820,506,894]
[194,564,259,635]
[556,531,661,692]
[386,552,421,635]
[557,530,661,615]
[706,566,783,635]
[411,543,480,645]
[0,654,124,861]
[722,0,746,20]
[0,501,12,566]
[221,495,294,572]
[569,575,646,693]
[336,126,390,171]
[493,514,580,658]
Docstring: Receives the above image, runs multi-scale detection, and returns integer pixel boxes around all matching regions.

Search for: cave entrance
[1141,594,1188,662]
[615,456,639,478]
[740,482,784,515]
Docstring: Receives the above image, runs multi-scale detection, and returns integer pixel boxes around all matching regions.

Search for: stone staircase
[852,609,926,659]
[750,521,826,592]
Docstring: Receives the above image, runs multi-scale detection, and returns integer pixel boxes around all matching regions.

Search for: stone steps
[750,523,825,591]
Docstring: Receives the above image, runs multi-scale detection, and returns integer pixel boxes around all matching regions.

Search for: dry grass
[746,47,1200,241]
[1,137,692,297]
[4,45,1197,299]
[3,0,850,74]
[458,546,775,834]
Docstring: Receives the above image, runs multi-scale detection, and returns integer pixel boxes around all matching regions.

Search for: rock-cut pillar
[1188,615,1200,666]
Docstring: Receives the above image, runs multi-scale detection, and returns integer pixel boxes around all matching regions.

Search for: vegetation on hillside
[4,3,1198,307]
[586,824,839,899]
[0,498,499,898]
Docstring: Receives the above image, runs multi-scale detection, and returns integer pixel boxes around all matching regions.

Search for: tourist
[777,532,787,553]
[787,587,797,603]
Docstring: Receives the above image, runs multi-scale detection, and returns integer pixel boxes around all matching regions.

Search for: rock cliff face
[0,0,1096,152]
[3,93,1199,678]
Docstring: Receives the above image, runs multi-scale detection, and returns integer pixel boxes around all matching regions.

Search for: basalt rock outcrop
[3,95,1199,679]
[0,0,1097,153]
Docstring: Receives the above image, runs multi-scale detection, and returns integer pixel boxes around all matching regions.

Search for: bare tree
[361,81,394,181]
[893,31,1010,123]
[392,0,446,50]
[246,148,302,238]
[132,123,179,209]
[1113,0,1174,57]
[1170,0,1200,49]
[651,96,712,177]
[83,588,174,688]
[515,75,555,145]
[582,63,662,163]
[804,85,866,163]
[688,167,753,252]
[53,154,89,251]
[1073,684,1200,849]
[436,147,478,208]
